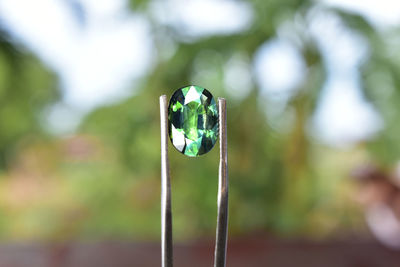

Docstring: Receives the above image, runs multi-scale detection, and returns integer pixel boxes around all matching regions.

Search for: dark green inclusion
[168,85,218,157]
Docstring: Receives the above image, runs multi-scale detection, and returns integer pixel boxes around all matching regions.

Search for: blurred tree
[0,0,397,241]
[81,0,374,238]
[0,28,58,168]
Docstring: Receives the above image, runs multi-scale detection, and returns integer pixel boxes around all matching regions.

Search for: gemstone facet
[168,85,218,157]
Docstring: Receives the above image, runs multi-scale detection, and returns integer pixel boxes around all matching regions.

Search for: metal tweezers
[159,95,229,267]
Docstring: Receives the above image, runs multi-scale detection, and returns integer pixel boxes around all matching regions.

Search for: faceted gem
[168,85,218,157]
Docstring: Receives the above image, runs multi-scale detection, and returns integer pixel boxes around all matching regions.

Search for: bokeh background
[0,0,400,266]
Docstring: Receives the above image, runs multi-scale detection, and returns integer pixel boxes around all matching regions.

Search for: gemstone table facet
[168,85,218,157]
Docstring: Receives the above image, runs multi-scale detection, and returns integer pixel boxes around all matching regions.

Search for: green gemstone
[168,85,219,157]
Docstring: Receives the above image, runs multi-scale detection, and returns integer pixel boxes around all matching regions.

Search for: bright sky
[0,0,398,145]
[307,7,383,146]
[0,0,154,109]
[0,0,155,132]
[323,0,400,28]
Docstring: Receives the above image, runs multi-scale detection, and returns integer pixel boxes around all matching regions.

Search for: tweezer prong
[214,98,228,267]
[160,95,173,267]
[159,95,228,267]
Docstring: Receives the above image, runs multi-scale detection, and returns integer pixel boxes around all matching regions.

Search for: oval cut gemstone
[168,85,218,157]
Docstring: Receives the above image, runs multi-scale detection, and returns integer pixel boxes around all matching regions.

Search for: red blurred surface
[0,238,398,267]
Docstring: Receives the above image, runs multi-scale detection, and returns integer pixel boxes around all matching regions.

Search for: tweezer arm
[214,98,229,267]
[160,95,228,267]
[160,95,173,267]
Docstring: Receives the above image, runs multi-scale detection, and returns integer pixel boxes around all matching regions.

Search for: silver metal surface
[214,98,229,267]
[160,95,173,267]
[159,95,228,267]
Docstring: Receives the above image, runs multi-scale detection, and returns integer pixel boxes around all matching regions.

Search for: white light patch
[171,125,185,152]
[254,39,306,98]
[312,78,382,147]
[321,0,400,28]
[308,11,368,74]
[307,9,381,147]
[0,0,154,133]
[184,86,200,105]
[150,0,253,37]
[61,16,154,110]
[43,102,82,135]
[224,54,253,101]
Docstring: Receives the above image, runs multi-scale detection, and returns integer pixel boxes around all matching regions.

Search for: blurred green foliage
[0,30,58,167]
[0,0,397,241]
